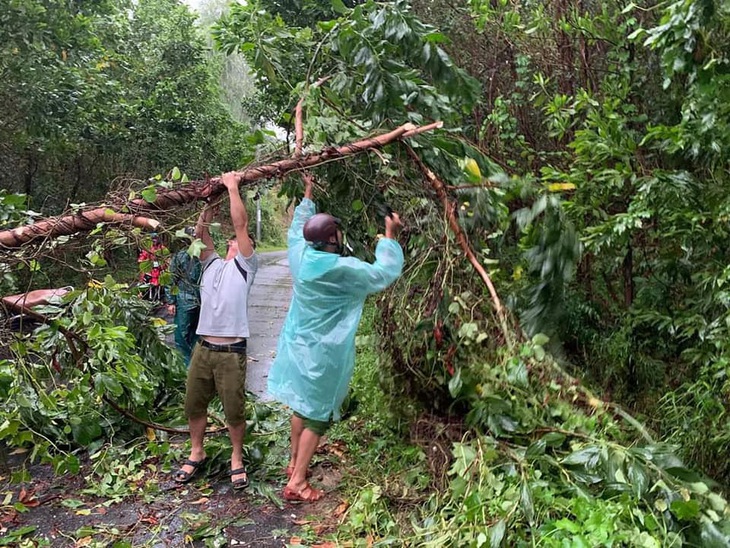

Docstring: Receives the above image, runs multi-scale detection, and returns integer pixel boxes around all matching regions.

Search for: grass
[256,243,288,253]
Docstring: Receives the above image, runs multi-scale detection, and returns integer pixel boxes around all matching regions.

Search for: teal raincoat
[267,198,404,422]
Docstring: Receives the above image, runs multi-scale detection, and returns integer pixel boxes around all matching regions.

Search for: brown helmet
[303,213,342,251]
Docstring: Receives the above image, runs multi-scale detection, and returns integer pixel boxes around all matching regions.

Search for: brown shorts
[184,341,247,426]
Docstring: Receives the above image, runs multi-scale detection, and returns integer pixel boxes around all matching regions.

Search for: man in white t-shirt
[173,172,257,491]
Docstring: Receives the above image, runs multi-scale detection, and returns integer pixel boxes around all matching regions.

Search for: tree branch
[404,144,512,344]
[0,211,159,249]
[1,122,443,248]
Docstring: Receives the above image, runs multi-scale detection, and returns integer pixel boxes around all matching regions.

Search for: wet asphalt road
[246,250,291,400]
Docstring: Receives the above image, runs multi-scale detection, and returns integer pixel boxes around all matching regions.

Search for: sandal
[230,467,249,491]
[173,458,206,484]
[282,483,324,503]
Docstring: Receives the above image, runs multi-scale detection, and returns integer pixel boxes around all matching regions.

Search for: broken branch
[1,122,443,248]
[404,144,512,344]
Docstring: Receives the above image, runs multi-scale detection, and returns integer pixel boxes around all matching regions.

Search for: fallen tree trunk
[0,122,442,249]
[124,121,442,212]
[0,211,160,249]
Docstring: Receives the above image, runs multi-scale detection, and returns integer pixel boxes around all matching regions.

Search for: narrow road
[246,250,291,400]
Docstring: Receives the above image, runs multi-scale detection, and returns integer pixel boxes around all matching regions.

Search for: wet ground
[0,251,347,547]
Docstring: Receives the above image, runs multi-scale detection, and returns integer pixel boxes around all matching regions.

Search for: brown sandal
[282,483,324,503]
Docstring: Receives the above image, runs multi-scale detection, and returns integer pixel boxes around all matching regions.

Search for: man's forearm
[196,206,215,249]
[228,186,249,230]
[195,207,209,237]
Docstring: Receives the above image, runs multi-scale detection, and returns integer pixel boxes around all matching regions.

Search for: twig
[102,396,227,436]
[294,76,336,157]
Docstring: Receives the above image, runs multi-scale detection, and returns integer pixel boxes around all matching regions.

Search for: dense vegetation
[0,0,729,546]
[0,0,253,212]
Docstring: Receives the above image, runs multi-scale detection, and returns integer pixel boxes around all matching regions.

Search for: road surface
[246,250,291,400]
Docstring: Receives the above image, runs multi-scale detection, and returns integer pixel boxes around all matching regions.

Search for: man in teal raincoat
[268,172,404,503]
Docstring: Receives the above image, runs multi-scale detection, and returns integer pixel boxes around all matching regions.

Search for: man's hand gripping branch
[195,200,218,263]
[301,171,314,201]
[384,211,403,240]
[221,171,254,258]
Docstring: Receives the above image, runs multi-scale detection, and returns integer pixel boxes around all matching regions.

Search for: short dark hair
[228,233,257,249]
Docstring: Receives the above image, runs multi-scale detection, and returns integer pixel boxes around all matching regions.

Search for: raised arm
[384,211,402,241]
[288,172,316,247]
[302,171,314,201]
[221,171,253,258]
[195,203,216,263]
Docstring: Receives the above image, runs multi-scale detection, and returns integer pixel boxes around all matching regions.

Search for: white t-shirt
[195,251,258,338]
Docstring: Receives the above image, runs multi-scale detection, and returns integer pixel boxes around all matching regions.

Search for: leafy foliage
[0,276,183,472]
[213,0,730,544]
[335,303,730,546]
[1,0,730,545]
[451,0,730,485]
[214,0,480,128]
[0,0,252,212]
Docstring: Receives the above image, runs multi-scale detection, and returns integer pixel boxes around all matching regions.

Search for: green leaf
[61,499,86,509]
[318,20,338,32]
[94,373,123,397]
[664,467,702,483]
[707,493,727,513]
[448,368,463,397]
[525,439,546,459]
[562,445,600,468]
[489,519,506,547]
[0,525,36,544]
[541,432,566,447]
[458,322,478,340]
[351,199,364,212]
[520,482,534,524]
[171,166,181,181]
[188,239,208,258]
[700,520,730,547]
[330,0,348,14]
[669,499,700,520]
[553,518,580,533]
[628,462,649,498]
[71,420,102,446]
[141,187,157,203]
[531,333,549,346]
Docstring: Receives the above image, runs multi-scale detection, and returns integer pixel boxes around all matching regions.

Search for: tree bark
[0,211,160,249]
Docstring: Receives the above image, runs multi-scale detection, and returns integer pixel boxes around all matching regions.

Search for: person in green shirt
[167,227,202,366]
